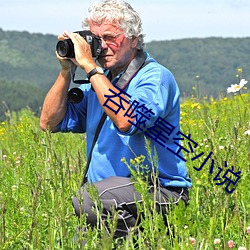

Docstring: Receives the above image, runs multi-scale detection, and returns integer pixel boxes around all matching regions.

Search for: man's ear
[131,36,139,48]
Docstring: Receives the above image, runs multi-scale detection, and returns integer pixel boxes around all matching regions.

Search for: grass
[0,92,249,249]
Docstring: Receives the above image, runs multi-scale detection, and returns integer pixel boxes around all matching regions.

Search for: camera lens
[56,39,74,58]
[68,88,84,103]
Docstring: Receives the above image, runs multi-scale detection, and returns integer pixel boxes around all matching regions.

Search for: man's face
[89,20,138,73]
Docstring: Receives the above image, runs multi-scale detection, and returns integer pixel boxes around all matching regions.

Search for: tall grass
[0,93,249,249]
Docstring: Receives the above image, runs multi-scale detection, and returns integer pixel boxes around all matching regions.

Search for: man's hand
[56,33,79,71]
[62,31,96,73]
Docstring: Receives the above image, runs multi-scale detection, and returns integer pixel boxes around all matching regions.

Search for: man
[40,0,192,242]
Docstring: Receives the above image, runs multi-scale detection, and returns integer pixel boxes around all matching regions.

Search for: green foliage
[0,29,60,92]
[0,29,61,121]
[145,37,250,98]
[0,29,250,120]
[0,92,249,249]
[0,79,46,121]
[0,109,85,249]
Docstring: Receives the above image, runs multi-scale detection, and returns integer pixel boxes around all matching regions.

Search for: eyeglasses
[96,33,124,46]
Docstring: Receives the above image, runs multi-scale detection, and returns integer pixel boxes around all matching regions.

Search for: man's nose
[101,38,108,49]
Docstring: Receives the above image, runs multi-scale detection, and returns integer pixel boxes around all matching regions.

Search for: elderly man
[40,0,191,242]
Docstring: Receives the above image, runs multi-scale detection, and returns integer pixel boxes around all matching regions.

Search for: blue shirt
[58,52,192,188]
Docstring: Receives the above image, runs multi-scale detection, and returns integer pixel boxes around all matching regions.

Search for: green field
[0,89,249,249]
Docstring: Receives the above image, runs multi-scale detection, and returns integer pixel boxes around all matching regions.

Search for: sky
[1,0,250,42]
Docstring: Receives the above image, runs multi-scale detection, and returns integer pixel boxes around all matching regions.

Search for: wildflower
[238,247,246,250]
[135,157,141,164]
[214,238,221,244]
[227,79,248,93]
[180,111,187,116]
[196,180,201,185]
[130,159,135,165]
[237,67,243,73]
[42,213,48,221]
[12,185,17,192]
[228,240,235,248]
[244,130,250,136]
[189,237,196,246]
[20,207,25,214]
[191,103,201,109]
[246,226,250,235]
[219,145,224,150]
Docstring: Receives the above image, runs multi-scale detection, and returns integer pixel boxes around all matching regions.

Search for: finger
[65,31,86,43]
[63,30,70,37]
[57,31,70,40]
[55,50,64,59]
[64,30,76,40]
[55,51,79,66]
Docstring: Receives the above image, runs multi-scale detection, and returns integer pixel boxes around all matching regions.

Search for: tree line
[0,28,249,121]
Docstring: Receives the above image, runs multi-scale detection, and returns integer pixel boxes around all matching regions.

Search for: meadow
[0,86,249,249]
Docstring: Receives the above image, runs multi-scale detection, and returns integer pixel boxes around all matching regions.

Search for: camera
[56,30,102,58]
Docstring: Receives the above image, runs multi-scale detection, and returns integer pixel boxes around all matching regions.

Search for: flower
[237,67,243,73]
[20,207,25,214]
[246,226,250,235]
[244,130,250,136]
[228,240,235,248]
[189,237,196,245]
[11,185,18,192]
[219,145,224,150]
[42,213,48,221]
[238,247,246,250]
[227,79,248,93]
[214,238,221,244]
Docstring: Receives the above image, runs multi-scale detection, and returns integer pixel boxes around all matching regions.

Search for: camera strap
[81,50,150,186]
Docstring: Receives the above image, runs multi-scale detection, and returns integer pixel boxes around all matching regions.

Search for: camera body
[56,30,102,58]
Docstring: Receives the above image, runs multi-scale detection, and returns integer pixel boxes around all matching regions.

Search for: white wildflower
[238,247,246,250]
[244,130,250,136]
[214,238,221,244]
[227,79,248,93]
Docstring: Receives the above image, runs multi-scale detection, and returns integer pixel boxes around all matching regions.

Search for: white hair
[82,0,145,49]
